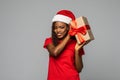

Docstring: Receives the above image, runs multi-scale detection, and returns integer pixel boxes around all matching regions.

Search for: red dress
[43,37,85,80]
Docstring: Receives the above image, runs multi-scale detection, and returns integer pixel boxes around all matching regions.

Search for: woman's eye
[54,26,58,29]
[54,26,65,29]
[60,26,65,29]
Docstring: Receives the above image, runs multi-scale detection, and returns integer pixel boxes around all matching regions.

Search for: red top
[43,37,85,80]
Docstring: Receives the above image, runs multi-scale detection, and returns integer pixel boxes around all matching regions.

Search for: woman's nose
[56,28,61,32]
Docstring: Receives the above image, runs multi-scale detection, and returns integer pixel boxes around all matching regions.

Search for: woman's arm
[74,43,86,73]
[46,34,70,57]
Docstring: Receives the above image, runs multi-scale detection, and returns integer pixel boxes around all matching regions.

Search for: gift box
[69,16,94,44]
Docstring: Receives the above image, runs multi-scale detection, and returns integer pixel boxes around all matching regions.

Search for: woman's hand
[75,42,86,52]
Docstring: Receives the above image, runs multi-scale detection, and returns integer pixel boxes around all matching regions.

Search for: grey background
[0,0,120,80]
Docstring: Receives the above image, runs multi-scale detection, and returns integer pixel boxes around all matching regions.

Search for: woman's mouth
[56,33,63,38]
[57,33,62,36]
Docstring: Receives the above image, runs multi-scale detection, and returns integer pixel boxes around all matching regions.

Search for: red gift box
[69,16,94,44]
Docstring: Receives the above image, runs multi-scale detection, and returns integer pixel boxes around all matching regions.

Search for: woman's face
[54,21,68,39]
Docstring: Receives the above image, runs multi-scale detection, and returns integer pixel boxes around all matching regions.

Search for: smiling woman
[43,9,86,80]
[53,22,68,39]
[52,21,69,44]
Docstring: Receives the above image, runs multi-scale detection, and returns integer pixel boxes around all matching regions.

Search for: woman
[43,10,86,80]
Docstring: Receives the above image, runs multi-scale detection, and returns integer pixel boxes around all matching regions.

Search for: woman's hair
[51,22,75,46]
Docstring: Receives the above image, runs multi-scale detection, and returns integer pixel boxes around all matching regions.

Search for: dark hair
[51,22,75,46]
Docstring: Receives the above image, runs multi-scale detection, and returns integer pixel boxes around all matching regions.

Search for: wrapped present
[69,16,94,44]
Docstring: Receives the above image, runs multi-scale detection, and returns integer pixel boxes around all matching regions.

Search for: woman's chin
[58,37,63,39]
[57,36,63,39]
[58,36,66,40]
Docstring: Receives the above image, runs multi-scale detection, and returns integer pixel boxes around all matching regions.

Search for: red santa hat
[52,10,75,24]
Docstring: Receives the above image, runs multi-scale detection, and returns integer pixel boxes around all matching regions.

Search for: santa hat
[52,10,75,24]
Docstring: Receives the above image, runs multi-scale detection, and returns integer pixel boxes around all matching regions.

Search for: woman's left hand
[75,42,86,51]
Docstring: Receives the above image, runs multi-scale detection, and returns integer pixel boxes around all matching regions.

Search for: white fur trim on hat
[52,14,72,24]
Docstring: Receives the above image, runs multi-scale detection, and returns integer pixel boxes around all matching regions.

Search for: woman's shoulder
[43,37,52,48]
[44,37,52,41]
[70,38,77,43]
[67,38,77,46]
